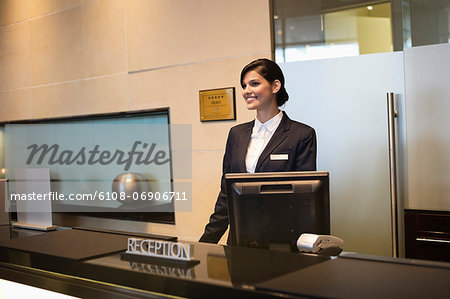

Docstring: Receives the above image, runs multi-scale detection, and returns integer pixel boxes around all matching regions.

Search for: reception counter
[0,226,449,298]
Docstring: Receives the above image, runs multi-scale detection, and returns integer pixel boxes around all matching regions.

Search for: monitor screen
[226,171,330,251]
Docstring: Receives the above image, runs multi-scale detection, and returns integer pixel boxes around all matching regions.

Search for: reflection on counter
[207,254,231,282]
[223,246,329,285]
[128,260,196,279]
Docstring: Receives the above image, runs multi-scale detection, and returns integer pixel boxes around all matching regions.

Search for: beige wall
[0,0,272,242]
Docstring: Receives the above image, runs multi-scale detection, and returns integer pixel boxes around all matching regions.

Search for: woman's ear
[272,79,281,94]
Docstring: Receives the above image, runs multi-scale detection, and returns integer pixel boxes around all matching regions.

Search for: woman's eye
[250,82,259,86]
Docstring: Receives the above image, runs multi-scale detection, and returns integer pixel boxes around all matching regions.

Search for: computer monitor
[226,171,330,251]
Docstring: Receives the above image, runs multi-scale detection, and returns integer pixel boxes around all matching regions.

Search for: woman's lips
[245,96,257,103]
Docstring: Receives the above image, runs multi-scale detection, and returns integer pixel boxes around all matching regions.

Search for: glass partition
[3,110,180,224]
[402,0,450,47]
[274,0,393,62]
[273,0,450,63]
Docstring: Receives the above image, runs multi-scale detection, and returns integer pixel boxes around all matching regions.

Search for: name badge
[270,154,288,161]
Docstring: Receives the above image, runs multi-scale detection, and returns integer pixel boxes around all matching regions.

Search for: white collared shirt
[245,111,283,173]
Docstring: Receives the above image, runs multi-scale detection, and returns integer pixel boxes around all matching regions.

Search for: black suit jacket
[199,112,317,243]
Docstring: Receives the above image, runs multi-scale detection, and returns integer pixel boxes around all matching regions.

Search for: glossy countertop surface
[1,226,449,299]
[85,241,329,287]
[0,226,329,298]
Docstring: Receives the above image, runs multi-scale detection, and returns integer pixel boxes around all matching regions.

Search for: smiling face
[241,70,280,112]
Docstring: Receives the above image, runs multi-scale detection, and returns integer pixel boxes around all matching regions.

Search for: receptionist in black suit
[199,58,317,244]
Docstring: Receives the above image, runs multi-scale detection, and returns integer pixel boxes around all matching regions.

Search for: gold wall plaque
[199,87,236,122]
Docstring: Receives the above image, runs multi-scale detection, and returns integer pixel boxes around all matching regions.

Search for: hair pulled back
[240,58,289,106]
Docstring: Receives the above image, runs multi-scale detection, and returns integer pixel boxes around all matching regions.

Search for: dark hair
[240,58,289,106]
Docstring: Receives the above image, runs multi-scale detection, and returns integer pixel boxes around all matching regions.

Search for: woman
[199,58,316,244]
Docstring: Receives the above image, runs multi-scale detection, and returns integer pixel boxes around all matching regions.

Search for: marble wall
[0,0,272,242]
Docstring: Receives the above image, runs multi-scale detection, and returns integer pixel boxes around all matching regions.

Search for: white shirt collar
[253,110,283,134]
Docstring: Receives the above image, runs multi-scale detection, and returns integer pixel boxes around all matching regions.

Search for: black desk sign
[121,238,199,265]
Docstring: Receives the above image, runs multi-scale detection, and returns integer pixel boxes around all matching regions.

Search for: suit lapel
[238,121,253,172]
[255,112,290,172]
